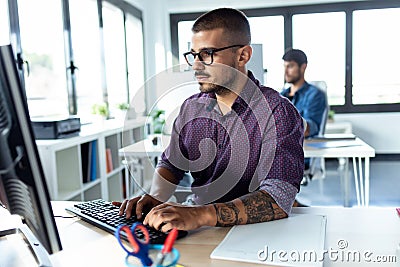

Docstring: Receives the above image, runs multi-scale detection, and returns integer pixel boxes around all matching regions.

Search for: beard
[195,65,237,95]
[285,69,302,84]
[198,82,230,95]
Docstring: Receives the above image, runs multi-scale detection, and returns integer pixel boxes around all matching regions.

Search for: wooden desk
[50,202,400,267]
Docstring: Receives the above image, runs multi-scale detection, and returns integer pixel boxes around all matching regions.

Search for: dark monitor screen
[0,44,62,254]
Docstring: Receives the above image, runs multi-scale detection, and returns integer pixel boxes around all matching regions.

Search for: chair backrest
[305,81,329,180]
[308,81,329,136]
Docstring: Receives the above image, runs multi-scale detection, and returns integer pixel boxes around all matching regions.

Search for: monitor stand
[0,224,53,267]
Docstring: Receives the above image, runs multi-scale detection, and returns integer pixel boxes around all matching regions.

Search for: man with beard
[114,8,304,232]
[281,49,327,139]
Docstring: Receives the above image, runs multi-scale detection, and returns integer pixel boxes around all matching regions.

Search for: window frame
[101,0,146,115]
[7,0,145,117]
[169,0,400,113]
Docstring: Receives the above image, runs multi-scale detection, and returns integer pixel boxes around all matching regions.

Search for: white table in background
[120,135,375,207]
[304,138,375,207]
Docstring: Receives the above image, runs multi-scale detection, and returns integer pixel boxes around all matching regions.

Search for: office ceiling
[126,0,368,13]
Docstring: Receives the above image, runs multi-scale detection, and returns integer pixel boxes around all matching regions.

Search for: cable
[53,215,77,219]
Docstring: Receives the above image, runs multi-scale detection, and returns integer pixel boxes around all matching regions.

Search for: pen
[154,228,178,266]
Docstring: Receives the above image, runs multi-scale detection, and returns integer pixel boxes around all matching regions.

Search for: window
[353,8,400,105]
[126,13,145,114]
[0,0,10,45]
[293,12,346,105]
[176,17,285,89]
[171,2,400,113]
[102,2,128,116]
[177,20,195,67]
[17,0,69,117]
[249,16,284,90]
[6,0,145,120]
[69,0,103,119]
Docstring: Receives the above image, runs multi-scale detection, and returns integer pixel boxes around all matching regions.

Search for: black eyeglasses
[183,44,245,66]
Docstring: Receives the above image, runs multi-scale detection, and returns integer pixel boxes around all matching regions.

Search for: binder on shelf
[81,142,90,183]
[86,142,93,183]
[106,148,114,173]
[90,140,97,181]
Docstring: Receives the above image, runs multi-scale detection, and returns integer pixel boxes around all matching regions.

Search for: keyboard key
[66,199,188,244]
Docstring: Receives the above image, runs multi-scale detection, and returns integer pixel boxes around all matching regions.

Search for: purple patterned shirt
[157,71,304,214]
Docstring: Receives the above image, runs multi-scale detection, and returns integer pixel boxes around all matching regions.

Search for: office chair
[301,81,329,186]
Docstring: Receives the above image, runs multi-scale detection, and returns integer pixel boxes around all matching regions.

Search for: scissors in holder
[115,222,153,266]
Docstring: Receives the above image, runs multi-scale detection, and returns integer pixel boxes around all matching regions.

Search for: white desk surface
[119,134,170,158]
[49,202,400,267]
[304,138,375,158]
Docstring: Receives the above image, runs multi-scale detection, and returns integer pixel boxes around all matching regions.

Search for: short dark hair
[282,49,308,66]
[192,8,251,45]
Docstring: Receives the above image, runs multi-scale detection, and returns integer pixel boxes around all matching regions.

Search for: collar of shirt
[281,81,310,102]
[294,82,310,97]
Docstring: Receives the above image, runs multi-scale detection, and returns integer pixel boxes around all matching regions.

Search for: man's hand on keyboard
[112,194,163,220]
[143,202,215,232]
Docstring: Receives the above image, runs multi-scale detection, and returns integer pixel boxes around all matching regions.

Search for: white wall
[126,0,400,154]
[335,113,400,154]
[0,0,10,45]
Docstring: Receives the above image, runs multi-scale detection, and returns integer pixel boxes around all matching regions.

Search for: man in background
[281,49,327,175]
[281,49,327,139]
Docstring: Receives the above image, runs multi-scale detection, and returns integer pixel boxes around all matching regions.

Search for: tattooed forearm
[213,202,242,227]
[213,190,287,227]
[239,190,287,224]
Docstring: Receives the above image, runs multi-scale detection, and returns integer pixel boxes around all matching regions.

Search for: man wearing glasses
[116,8,304,232]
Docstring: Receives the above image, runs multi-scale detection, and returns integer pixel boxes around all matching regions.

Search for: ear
[238,45,252,67]
[300,63,307,73]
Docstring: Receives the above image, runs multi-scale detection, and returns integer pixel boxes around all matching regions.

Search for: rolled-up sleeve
[260,179,298,215]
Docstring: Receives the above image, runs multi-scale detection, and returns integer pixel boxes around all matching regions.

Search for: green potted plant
[116,102,129,111]
[149,109,165,134]
[328,110,335,122]
[115,102,129,120]
[91,103,109,123]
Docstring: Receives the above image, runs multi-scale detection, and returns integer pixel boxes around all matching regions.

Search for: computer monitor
[0,44,62,256]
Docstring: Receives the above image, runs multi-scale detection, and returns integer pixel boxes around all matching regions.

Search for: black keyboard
[65,199,188,244]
